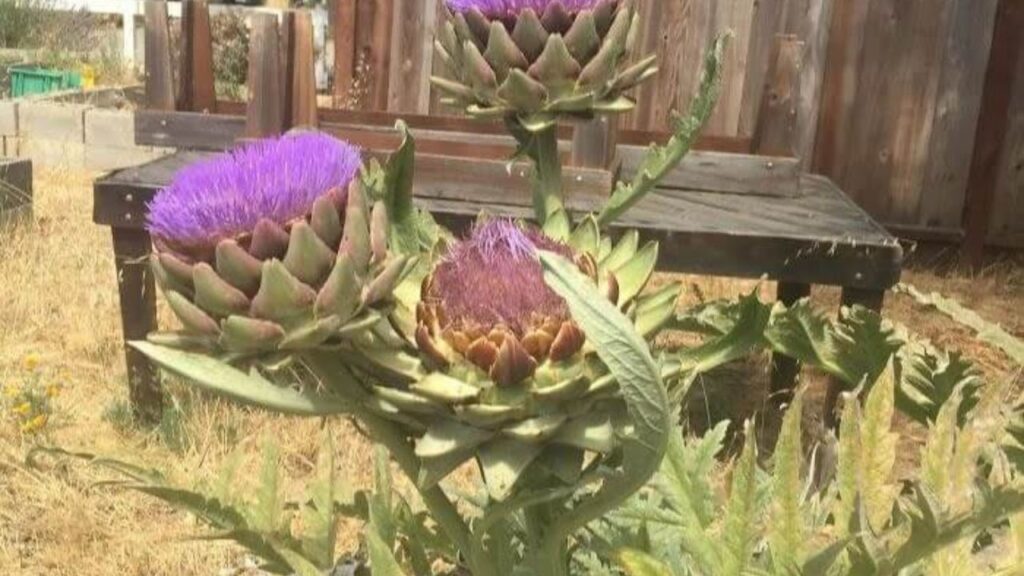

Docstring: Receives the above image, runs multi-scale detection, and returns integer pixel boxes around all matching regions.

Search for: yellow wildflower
[21,414,48,433]
[3,384,18,398]
[46,384,60,398]
[23,354,41,371]
[12,402,32,416]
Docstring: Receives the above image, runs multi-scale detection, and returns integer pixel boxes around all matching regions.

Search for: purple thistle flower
[429,219,574,334]
[446,0,606,17]
[147,133,362,250]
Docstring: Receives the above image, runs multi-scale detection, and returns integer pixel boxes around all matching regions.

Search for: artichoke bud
[436,0,656,121]
[146,133,405,355]
[379,219,648,499]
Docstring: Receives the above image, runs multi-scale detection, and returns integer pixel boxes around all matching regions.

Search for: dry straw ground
[1,169,1022,575]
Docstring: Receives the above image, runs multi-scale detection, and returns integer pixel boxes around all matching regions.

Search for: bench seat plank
[94,151,902,290]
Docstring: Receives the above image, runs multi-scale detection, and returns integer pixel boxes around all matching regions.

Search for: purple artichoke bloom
[147,133,362,255]
[446,0,606,17]
[430,219,573,333]
[417,219,593,384]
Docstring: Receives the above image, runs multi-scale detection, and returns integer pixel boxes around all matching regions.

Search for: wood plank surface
[144,1,175,112]
[177,0,216,114]
[290,11,319,128]
[989,24,1024,245]
[962,0,1024,267]
[95,152,902,289]
[813,0,871,177]
[333,0,358,106]
[388,0,437,113]
[787,0,834,166]
[752,35,803,158]
[830,0,951,223]
[246,13,285,138]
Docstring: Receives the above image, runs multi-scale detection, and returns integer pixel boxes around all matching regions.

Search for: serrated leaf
[597,33,729,226]
[899,283,1024,365]
[653,420,726,573]
[721,420,760,576]
[130,341,352,416]
[300,432,337,568]
[384,121,424,256]
[860,359,899,533]
[769,391,805,574]
[538,251,670,545]
[251,438,283,534]
[615,548,673,576]
[367,524,409,576]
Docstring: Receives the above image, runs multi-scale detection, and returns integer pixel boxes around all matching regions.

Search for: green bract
[433,0,654,129]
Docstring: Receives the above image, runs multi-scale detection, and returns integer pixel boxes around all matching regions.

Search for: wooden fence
[145,0,1022,253]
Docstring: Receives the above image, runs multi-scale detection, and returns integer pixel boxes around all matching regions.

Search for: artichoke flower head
[147,133,408,355]
[417,219,600,386]
[435,0,655,127]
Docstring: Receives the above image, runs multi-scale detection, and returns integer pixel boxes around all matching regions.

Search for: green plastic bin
[10,66,82,98]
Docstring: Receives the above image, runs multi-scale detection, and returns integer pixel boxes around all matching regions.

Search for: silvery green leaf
[131,342,351,416]
[539,251,670,542]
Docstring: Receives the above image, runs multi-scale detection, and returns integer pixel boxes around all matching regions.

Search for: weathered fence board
[137,0,1019,251]
[816,0,1000,234]
[968,0,1024,258]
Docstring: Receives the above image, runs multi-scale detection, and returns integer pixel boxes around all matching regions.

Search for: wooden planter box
[0,158,32,227]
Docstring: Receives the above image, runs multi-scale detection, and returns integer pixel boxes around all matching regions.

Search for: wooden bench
[92,1,902,422]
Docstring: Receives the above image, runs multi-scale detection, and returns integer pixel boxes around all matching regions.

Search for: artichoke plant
[146,133,410,357]
[348,218,678,502]
[434,0,654,128]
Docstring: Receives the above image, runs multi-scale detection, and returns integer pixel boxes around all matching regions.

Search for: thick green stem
[525,504,570,576]
[507,119,570,237]
[358,414,498,576]
[305,352,498,576]
[532,125,565,224]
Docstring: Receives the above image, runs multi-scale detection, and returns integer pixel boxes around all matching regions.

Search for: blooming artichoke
[355,219,679,501]
[146,133,409,356]
[434,0,656,127]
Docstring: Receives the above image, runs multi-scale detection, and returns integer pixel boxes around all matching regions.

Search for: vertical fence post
[247,13,285,138]
[144,0,175,111]
[369,0,394,110]
[333,0,358,107]
[290,11,320,128]
[961,0,1023,270]
[178,0,217,113]
[752,35,804,158]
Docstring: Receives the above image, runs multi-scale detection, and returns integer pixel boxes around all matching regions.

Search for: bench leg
[824,287,886,429]
[769,282,812,405]
[112,227,162,423]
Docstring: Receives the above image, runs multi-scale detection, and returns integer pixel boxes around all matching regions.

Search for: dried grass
[0,169,1020,574]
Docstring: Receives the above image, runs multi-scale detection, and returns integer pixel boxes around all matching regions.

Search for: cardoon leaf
[300,432,337,568]
[899,283,1024,365]
[670,292,772,401]
[769,392,805,575]
[654,421,726,573]
[597,33,728,227]
[384,122,426,256]
[538,251,670,546]
[274,547,323,576]
[367,527,409,576]
[251,438,283,534]
[921,386,962,504]
[860,359,899,533]
[614,548,674,576]
[720,421,760,576]
[130,341,352,416]
[835,392,862,535]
